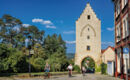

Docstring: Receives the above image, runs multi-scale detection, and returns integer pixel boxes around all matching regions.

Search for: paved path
[13,74,122,80]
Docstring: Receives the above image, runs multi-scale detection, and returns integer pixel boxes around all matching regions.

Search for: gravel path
[13,74,122,80]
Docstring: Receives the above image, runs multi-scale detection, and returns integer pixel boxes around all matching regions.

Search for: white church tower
[75,3,101,67]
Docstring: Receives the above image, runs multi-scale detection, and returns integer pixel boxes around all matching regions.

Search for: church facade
[75,3,101,67]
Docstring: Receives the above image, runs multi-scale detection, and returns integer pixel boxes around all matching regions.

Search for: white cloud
[46,25,56,29]
[63,31,75,34]
[107,27,114,31]
[42,20,52,25]
[22,24,30,27]
[32,18,56,29]
[65,41,76,44]
[32,18,43,23]
[102,42,114,46]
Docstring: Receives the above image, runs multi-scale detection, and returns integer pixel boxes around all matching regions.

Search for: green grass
[0,77,15,80]
[0,71,78,77]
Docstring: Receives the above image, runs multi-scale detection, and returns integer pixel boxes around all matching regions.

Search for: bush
[68,59,74,66]
[73,65,80,73]
[31,58,45,72]
[101,63,107,74]
[95,64,101,72]
[8,50,28,73]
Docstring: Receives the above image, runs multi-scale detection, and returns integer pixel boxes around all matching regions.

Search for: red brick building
[112,0,130,79]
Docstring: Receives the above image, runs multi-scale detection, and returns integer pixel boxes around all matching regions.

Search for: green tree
[43,34,67,72]
[82,57,95,68]
[31,58,45,72]
[0,15,22,47]
[0,44,10,72]
[8,50,28,73]
[0,14,69,73]
[0,15,45,50]
[73,65,80,73]
[33,43,47,59]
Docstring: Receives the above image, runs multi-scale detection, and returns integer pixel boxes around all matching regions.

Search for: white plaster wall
[102,48,115,64]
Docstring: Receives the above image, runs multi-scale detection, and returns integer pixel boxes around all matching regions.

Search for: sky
[0,0,115,53]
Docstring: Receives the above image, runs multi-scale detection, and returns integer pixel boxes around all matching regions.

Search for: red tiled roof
[101,46,115,54]
[109,46,115,51]
[101,49,106,54]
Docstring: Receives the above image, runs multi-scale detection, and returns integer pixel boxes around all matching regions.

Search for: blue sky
[0,0,115,53]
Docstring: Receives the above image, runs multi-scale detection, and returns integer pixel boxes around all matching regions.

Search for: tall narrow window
[88,28,90,31]
[126,17,129,37]
[123,20,126,38]
[116,1,120,17]
[87,36,90,39]
[87,15,90,20]
[87,46,90,51]
[116,24,121,42]
[118,25,121,38]
[124,0,128,6]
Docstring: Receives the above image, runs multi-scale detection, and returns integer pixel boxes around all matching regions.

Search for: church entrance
[81,57,95,73]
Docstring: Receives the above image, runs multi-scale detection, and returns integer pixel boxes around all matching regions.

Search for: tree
[0,14,69,73]
[0,44,28,73]
[0,15,45,50]
[47,53,62,72]
[44,34,66,55]
[43,34,67,72]
[0,15,22,47]
[30,57,45,72]
[0,44,10,72]
[8,50,28,73]
[33,43,47,59]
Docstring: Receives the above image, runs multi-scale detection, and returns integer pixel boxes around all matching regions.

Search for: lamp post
[28,35,32,76]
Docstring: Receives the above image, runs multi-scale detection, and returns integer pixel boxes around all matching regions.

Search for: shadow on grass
[0,72,79,77]
[0,73,17,77]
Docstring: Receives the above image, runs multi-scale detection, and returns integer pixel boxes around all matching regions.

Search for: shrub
[32,58,45,72]
[73,65,80,73]
[101,63,107,74]
[8,51,28,73]
[95,64,101,72]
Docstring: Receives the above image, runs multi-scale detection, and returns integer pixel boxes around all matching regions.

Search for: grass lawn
[0,77,15,80]
[0,71,78,77]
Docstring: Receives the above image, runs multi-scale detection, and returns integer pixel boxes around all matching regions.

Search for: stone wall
[75,3,101,67]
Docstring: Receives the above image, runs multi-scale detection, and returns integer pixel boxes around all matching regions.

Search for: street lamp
[27,35,32,76]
